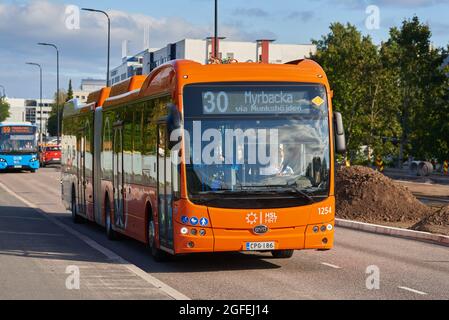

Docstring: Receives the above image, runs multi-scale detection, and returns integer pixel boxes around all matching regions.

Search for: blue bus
[0,122,40,172]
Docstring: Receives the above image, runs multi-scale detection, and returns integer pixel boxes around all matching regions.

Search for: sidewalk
[0,185,173,300]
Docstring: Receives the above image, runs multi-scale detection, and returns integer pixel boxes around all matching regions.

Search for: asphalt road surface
[0,167,448,300]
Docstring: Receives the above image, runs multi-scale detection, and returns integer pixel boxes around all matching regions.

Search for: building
[143,38,316,74]
[5,98,53,137]
[110,50,149,85]
[110,38,317,83]
[73,79,106,103]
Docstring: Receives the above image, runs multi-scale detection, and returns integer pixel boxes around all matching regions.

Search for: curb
[335,218,449,247]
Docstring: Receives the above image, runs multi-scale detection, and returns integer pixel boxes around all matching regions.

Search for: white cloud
[0,0,272,98]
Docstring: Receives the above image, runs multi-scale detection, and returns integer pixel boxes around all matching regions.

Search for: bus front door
[157,123,174,251]
[113,125,125,229]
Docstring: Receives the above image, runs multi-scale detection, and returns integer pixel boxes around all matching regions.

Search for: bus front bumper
[0,157,40,170]
[173,220,334,254]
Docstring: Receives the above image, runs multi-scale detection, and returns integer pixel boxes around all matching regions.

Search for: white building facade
[5,98,53,136]
[109,38,316,83]
[143,38,317,74]
[110,51,148,85]
[73,79,106,103]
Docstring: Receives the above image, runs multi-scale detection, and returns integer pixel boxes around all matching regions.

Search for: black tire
[30,169,36,173]
[271,249,294,259]
[71,190,83,224]
[105,198,118,240]
[148,212,168,262]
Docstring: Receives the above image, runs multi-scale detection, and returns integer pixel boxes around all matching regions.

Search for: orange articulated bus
[62,59,346,261]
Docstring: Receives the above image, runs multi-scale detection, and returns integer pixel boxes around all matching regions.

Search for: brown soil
[411,206,449,236]
[336,166,432,224]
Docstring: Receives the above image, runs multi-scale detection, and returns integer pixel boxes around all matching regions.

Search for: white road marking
[398,286,428,295]
[321,262,342,269]
[0,231,64,237]
[0,180,190,300]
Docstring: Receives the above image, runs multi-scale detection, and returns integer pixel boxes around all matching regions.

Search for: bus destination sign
[1,126,34,134]
[202,90,325,115]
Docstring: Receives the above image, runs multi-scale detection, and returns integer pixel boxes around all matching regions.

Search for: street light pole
[0,85,5,97]
[38,43,59,144]
[26,62,43,146]
[214,0,218,59]
[82,8,111,86]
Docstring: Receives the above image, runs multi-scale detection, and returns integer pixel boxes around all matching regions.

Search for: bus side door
[113,122,125,229]
[77,128,86,216]
[157,122,174,251]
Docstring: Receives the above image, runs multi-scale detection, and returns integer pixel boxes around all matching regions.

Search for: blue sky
[0,0,448,99]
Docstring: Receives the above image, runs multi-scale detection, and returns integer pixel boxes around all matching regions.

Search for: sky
[0,0,448,99]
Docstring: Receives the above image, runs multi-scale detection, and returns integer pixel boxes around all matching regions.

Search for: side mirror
[333,112,346,154]
[167,104,182,150]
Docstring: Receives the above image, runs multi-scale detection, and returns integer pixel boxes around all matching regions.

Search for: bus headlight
[30,157,38,162]
[0,158,6,163]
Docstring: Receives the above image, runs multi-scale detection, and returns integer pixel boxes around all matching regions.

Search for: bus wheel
[148,215,168,262]
[105,199,118,240]
[71,191,83,224]
[30,169,36,173]
[271,250,294,259]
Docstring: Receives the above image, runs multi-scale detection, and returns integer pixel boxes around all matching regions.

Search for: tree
[311,23,401,162]
[0,97,10,122]
[66,79,73,102]
[47,89,67,137]
[382,16,449,164]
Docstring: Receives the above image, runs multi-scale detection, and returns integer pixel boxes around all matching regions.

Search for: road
[0,167,448,300]
[394,180,449,207]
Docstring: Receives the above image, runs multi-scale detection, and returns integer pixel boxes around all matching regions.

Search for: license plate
[14,165,22,168]
[245,242,275,251]
[53,158,60,161]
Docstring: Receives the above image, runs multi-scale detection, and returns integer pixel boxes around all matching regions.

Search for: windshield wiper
[236,184,315,203]
[284,183,315,203]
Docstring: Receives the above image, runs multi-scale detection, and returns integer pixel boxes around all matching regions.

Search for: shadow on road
[0,205,118,265]
[0,204,282,273]
[58,214,283,273]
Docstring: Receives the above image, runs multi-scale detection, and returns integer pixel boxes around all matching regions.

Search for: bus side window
[143,100,157,186]
[133,106,144,185]
[123,109,134,184]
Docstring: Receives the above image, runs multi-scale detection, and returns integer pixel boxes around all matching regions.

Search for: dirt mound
[336,166,431,223]
[411,206,449,236]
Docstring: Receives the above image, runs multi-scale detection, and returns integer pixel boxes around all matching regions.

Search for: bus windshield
[0,126,38,154]
[183,83,330,207]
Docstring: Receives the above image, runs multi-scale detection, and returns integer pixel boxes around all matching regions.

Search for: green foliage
[0,97,11,122]
[382,16,449,163]
[47,89,67,137]
[312,17,449,165]
[66,79,73,102]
